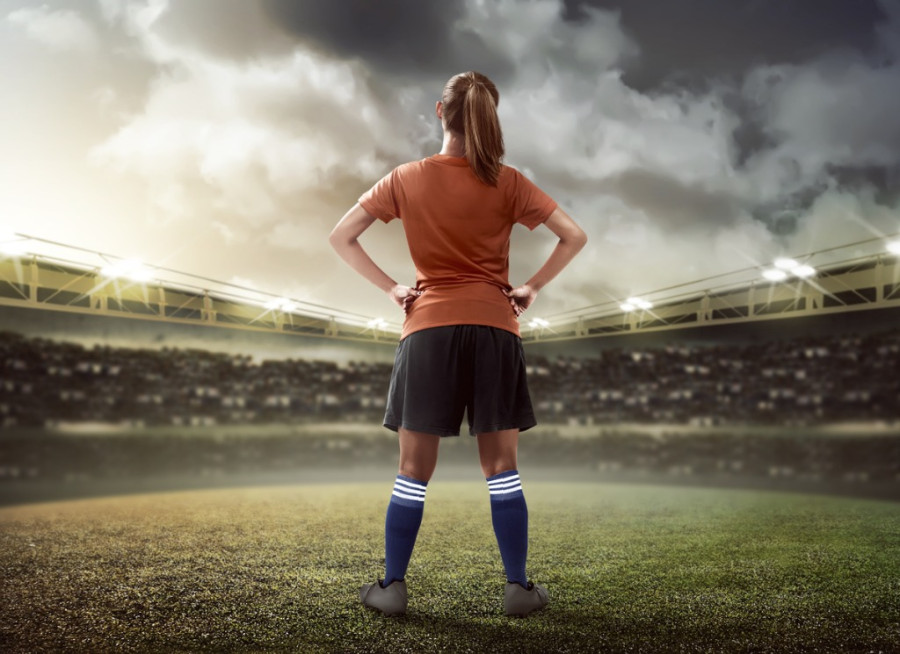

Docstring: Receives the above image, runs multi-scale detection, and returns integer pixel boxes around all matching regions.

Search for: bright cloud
[7,5,100,53]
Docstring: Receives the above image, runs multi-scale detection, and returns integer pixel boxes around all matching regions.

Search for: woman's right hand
[505,284,537,317]
[389,284,422,314]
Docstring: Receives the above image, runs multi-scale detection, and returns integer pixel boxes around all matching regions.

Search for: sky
[2,0,899,329]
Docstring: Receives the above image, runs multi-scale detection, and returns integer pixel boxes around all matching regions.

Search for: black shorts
[383,324,537,437]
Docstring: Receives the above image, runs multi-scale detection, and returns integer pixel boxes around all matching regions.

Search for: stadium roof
[1,232,899,344]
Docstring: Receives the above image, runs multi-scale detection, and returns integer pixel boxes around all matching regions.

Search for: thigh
[476,428,519,478]
[398,428,441,482]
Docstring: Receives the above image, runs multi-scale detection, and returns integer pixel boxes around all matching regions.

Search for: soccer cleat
[504,581,549,617]
[359,579,407,616]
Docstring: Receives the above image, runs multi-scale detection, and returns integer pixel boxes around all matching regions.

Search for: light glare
[774,258,798,270]
[0,238,27,257]
[100,259,154,282]
[265,298,295,312]
[887,240,900,255]
[624,296,653,310]
[763,268,788,281]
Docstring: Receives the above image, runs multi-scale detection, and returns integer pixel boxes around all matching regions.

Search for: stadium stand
[1,329,898,496]
[3,328,898,429]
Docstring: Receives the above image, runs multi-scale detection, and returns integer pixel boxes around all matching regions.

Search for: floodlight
[773,258,798,270]
[528,317,549,328]
[265,298,296,312]
[791,264,816,278]
[367,317,387,329]
[887,240,900,255]
[0,237,27,257]
[625,296,653,310]
[100,259,154,282]
[762,268,788,281]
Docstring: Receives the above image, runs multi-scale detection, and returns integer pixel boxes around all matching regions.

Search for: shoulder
[499,163,539,182]
[398,157,435,173]
[498,163,543,194]
[381,158,430,184]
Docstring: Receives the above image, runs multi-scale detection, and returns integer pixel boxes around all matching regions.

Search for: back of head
[441,71,505,187]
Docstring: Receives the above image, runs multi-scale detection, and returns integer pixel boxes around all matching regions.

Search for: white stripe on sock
[393,485,425,497]
[487,476,521,489]
[393,488,425,501]
[489,484,523,495]
[392,489,426,502]
[394,478,427,493]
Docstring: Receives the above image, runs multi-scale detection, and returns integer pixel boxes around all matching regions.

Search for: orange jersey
[359,154,557,339]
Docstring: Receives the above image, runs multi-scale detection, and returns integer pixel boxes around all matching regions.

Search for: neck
[439,129,465,157]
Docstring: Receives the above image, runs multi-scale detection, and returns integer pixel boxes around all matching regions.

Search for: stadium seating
[0,329,898,494]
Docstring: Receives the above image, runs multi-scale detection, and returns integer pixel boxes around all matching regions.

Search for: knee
[479,456,517,479]
[398,463,432,483]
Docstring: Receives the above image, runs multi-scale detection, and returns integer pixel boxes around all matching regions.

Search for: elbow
[575,227,588,250]
[328,227,349,252]
[565,226,588,252]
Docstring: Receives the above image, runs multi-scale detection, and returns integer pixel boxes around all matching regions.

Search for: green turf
[1,482,898,653]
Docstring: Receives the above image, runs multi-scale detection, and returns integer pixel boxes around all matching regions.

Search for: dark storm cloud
[828,164,900,206]
[260,0,512,80]
[563,0,888,92]
[598,168,743,231]
[543,0,899,218]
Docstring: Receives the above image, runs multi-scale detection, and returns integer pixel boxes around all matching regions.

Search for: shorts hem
[383,419,461,438]
[469,418,537,437]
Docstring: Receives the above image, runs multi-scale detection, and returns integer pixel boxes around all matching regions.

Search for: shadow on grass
[347,599,898,654]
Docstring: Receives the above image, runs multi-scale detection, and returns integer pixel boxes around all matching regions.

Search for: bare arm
[506,206,587,316]
[328,203,421,313]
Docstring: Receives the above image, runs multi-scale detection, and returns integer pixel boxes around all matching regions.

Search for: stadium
[2,232,899,652]
[3,1,900,650]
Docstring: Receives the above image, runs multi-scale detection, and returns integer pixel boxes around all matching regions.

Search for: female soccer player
[329,71,586,617]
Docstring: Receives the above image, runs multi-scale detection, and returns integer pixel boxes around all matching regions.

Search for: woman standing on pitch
[329,71,586,617]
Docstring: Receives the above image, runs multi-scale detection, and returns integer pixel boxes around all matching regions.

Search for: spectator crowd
[1,328,898,430]
[1,328,898,498]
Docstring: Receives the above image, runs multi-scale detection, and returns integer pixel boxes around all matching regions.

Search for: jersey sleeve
[510,168,558,231]
[358,168,400,223]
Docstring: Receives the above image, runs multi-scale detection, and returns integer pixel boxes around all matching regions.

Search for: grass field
[1,481,899,653]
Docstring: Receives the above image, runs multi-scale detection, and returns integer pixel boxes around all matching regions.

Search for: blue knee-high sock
[487,469,528,587]
[383,474,427,586]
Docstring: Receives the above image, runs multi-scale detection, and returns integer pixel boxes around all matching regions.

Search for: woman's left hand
[504,284,537,317]
[389,284,422,314]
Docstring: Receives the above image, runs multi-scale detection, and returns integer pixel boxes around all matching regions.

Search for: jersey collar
[430,154,469,166]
